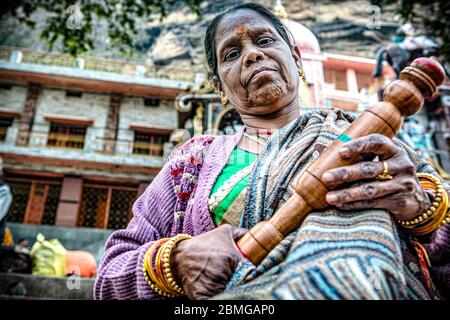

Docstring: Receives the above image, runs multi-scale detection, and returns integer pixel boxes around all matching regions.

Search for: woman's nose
[244,47,264,67]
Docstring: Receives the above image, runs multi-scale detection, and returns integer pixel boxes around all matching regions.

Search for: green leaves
[2,0,205,58]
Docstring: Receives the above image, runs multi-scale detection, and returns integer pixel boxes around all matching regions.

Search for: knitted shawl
[213,108,445,299]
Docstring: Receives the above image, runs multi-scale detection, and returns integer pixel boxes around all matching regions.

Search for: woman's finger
[325,178,409,205]
[338,133,400,161]
[334,195,417,214]
[229,226,249,241]
[334,185,430,220]
[322,158,415,189]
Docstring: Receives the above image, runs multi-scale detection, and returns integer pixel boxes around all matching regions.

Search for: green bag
[30,233,67,277]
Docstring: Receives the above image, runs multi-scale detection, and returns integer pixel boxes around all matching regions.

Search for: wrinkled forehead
[215,9,277,44]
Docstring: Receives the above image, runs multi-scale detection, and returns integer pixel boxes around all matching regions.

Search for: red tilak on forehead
[237,27,248,37]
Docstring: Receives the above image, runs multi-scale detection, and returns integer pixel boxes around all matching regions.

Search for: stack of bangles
[142,234,192,298]
[398,173,450,235]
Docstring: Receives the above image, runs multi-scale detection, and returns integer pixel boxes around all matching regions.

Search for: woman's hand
[322,133,431,220]
[170,224,247,300]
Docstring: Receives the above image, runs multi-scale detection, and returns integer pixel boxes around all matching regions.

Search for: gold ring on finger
[376,161,393,180]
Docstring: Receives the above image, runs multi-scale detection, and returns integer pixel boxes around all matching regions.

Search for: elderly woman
[94,3,450,300]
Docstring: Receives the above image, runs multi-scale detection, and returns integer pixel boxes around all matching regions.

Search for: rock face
[150,31,191,64]
[0,0,401,68]
[142,0,400,71]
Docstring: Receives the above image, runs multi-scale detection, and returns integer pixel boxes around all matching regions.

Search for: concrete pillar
[346,68,358,94]
[10,50,23,64]
[16,84,41,146]
[104,94,122,153]
[55,176,83,227]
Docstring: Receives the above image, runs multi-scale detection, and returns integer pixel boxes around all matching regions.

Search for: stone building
[0,46,199,232]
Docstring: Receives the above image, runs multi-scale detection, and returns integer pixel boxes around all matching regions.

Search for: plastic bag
[66,250,97,278]
[30,233,67,277]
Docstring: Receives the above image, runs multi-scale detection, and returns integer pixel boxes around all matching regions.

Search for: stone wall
[118,97,177,154]
[119,97,177,129]
[0,85,27,111]
[7,222,114,266]
[0,85,27,145]
[30,88,110,151]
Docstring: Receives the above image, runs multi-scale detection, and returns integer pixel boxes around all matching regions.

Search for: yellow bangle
[159,234,192,296]
[142,234,193,298]
[398,173,449,235]
[155,240,180,295]
[142,238,176,298]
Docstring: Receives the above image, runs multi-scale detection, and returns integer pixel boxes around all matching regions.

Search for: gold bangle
[159,234,192,296]
[398,173,449,235]
[413,189,448,235]
[143,257,175,298]
[155,240,181,295]
[146,238,168,285]
[143,240,175,298]
[142,238,176,298]
[398,173,442,227]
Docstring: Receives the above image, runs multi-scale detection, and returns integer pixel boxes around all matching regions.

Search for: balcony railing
[47,132,86,149]
[0,46,197,82]
[1,124,174,159]
[0,47,12,61]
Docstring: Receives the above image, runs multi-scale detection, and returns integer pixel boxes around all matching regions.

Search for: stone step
[6,222,114,266]
[0,272,94,300]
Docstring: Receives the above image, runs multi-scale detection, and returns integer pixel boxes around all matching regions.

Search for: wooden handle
[237,57,446,265]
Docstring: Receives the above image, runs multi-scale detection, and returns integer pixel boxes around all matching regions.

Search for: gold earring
[221,95,229,108]
[298,69,306,83]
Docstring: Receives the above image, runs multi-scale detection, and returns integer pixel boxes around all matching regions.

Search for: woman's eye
[224,49,240,61]
[257,37,274,46]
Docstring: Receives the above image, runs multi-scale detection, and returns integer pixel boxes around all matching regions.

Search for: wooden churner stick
[236,57,446,265]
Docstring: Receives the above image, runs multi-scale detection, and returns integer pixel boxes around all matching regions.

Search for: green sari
[208,147,257,226]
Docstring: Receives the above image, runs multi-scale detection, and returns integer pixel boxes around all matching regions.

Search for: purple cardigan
[94,130,243,299]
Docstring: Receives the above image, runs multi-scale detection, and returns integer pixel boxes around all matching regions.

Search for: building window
[0,83,12,90]
[356,72,373,91]
[47,122,87,149]
[5,177,61,225]
[132,131,169,156]
[108,189,137,229]
[324,69,348,91]
[143,97,160,107]
[0,117,13,141]
[5,181,31,223]
[77,183,137,229]
[65,90,83,98]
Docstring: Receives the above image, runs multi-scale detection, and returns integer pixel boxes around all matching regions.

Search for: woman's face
[214,9,302,117]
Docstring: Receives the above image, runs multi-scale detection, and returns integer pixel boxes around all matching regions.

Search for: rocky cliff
[0,0,401,69]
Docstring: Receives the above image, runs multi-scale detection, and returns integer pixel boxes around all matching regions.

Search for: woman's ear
[212,76,223,93]
[292,45,303,70]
